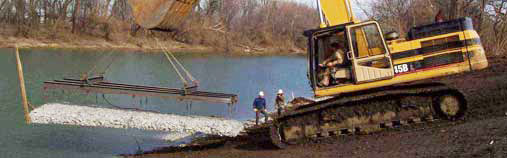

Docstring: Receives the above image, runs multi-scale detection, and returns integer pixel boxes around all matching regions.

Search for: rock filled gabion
[29,103,245,137]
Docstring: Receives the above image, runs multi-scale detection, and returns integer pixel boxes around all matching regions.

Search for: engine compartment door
[346,21,394,83]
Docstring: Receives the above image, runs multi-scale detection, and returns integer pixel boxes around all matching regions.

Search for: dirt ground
[129,56,507,158]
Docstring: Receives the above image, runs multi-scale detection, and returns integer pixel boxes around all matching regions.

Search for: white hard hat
[259,91,264,96]
[278,89,284,94]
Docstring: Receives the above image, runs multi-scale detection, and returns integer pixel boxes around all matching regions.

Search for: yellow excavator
[309,0,487,96]
[273,0,488,148]
[127,0,489,148]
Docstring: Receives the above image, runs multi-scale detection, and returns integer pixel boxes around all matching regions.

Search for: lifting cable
[82,51,117,81]
[155,38,198,88]
[166,47,196,83]
[99,53,117,76]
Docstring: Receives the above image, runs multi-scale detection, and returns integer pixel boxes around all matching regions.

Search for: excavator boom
[317,0,356,27]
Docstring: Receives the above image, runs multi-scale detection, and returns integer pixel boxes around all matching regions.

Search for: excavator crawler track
[267,82,466,148]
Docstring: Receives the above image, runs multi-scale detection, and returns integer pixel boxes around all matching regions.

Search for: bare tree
[72,0,80,33]
[15,0,26,36]
[488,0,507,55]
[366,0,506,56]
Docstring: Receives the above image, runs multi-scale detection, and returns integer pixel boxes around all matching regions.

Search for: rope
[164,51,188,86]
[82,51,116,80]
[166,50,196,82]
[98,52,118,76]
[155,38,189,86]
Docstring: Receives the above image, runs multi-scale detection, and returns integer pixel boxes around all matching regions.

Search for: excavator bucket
[128,0,199,31]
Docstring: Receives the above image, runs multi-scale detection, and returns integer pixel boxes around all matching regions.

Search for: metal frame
[43,78,238,115]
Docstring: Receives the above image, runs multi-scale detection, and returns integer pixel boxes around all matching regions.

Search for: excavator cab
[306,21,394,90]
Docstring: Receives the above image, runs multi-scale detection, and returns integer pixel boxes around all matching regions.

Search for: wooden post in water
[15,46,31,124]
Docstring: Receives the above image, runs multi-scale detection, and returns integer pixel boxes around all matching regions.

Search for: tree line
[179,0,318,52]
[1,0,131,39]
[1,0,504,55]
[0,0,318,53]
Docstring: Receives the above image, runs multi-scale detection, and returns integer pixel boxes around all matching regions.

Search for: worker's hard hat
[278,89,284,94]
[259,91,264,96]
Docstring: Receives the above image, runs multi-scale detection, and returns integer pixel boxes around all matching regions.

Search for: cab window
[350,24,387,58]
[315,31,348,65]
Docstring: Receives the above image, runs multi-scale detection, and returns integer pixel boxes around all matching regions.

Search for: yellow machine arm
[317,0,357,28]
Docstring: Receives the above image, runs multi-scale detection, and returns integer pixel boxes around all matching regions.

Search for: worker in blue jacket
[253,91,268,125]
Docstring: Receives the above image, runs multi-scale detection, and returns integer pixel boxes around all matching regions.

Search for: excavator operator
[318,42,346,87]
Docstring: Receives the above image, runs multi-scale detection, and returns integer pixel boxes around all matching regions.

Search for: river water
[0,48,311,158]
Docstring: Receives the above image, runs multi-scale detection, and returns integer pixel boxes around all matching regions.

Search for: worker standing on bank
[253,91,268,125]
[275,89,286,116]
